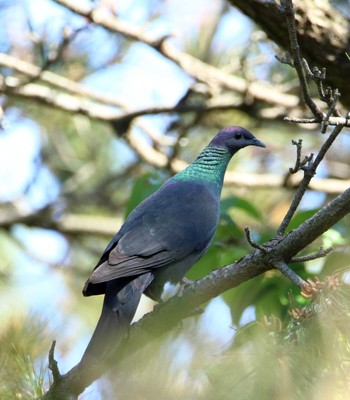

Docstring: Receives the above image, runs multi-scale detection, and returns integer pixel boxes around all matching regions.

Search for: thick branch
[229,0,350,108]
[275,187,350,258]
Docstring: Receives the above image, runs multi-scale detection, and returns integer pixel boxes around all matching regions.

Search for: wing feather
[85,180,220,290]
[89,246,175,284]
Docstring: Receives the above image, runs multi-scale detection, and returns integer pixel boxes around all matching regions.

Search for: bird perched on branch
[81,126,265,365]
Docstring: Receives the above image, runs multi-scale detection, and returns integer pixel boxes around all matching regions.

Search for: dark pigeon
[80,126,265,365]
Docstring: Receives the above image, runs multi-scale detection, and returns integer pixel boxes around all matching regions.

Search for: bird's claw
[177,277,194,297]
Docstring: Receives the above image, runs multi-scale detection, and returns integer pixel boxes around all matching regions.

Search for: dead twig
[284,115,350,126]
[274,0,346,237]
[272,259,306,287]
[290,247,333,263]
[303,60,342,118]
[244,226,268,253]
[321,89,341,133]
[276,123,344,237]
[288,139,313,174]
[48,341,61,382]
[281,0,323,120]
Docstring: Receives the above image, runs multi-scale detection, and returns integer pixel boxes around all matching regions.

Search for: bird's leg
[181,276,193,286]
[177,277,194,297]
[177,277,204,316]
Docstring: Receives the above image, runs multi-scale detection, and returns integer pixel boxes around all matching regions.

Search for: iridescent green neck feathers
[172,146,232,193]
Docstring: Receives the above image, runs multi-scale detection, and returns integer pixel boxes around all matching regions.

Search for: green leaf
[124,173,162,218]
[220,196,262,221]
[216,215,243,241]
[286,208,319,232]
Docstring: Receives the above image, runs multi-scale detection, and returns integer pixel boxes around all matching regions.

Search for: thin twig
[284,115,350,126]
[272,259,306,287]
[290,247,333,263]
[281,0,324,120]
[321,89,341,133]
[276,123,344,237]
[289,139,313,174]
[48,340,61,382]
[275,53,293,67]
[304,60,342,118]
[244,226,268,253]
[279,16,345,128]
[14,26,85,89]
[284,117,318,124]
[275,0,347,237]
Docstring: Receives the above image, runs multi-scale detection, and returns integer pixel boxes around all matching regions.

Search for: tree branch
[272,0,348,237]
[229,0,350,109]
[276,124,343,237]
[290,246,333,263]
[0,52,124,108]
[281,0,323,120]
[0,77,247,122]
[0,204,123,236]
[52,0,298,109]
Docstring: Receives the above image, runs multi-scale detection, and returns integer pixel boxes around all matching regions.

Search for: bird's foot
[177,277,194,297]
[178,278,204,316]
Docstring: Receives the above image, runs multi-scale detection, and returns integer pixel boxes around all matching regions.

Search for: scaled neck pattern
[172,146,233,196]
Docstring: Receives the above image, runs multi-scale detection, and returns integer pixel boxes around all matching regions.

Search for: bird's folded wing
[88,182,219,284]
[88,246,175,284]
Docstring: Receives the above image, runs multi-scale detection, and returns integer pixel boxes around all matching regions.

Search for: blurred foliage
[89,275,350,400]
[0,315,50,399]
[0,0,350,399]
[206,277,350,400]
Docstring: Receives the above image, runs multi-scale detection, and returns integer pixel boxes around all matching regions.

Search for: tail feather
[80,273,153,366]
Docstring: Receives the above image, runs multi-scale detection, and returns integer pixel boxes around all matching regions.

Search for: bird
[80,126,265,365]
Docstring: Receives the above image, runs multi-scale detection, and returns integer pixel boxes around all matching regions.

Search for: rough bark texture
[229,0,350,108]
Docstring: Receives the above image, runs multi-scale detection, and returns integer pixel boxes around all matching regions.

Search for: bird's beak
[252,138,266,148]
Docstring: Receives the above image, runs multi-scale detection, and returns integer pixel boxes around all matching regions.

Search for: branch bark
[229,0,350,108]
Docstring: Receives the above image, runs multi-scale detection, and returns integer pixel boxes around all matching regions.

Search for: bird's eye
[235,132,242,140]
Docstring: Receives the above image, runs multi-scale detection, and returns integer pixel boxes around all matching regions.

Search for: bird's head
[209,126,265,154]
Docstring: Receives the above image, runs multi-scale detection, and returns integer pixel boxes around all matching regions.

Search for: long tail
[80,273,153,366]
